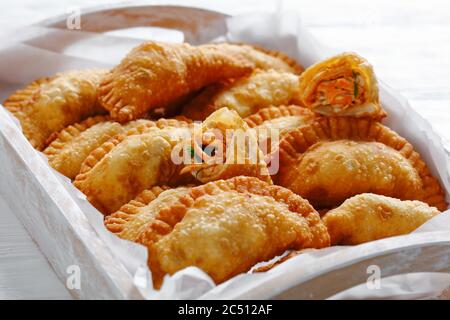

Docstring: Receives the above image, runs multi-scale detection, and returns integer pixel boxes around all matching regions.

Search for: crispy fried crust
[98,42,254,122]
[276,117,447,211]
[44,117,190,180]
[185,176,328,245]
[244,105,316,128]
[3,69,108,150]
[104,186,188,238]
[298,52,386,119]
[182,69,302,120]
[44,116,119,179]
[244,105,317,155]
[249,44,304,74]
[73,121,192,215]
[123,117,191,136]
[323,193,441,245]
[107,176,328,288]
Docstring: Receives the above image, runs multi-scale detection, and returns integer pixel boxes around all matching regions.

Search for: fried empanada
[182,69,302,120]
[105,176,329,288]
[298,52,386,119]
[180,107,272,184]
[323,193,440,245]
[3,69,108,150]
[104,185,189,240]
[244,105,317,153]
[276,117,447,210]
[73,121,192,214]
[220,43,303,74]
[98,42,254,122]
[44,117,190,179]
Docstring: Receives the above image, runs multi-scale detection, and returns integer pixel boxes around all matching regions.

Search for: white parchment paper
[1,8,450,300]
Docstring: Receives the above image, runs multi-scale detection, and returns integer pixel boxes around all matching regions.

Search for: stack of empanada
[3,40,446,288]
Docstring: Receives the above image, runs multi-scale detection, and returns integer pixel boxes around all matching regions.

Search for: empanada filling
[313,71,365,111]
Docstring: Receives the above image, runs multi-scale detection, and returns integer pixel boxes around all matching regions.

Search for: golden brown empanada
[180,107,272,184]
[323,193,440,245]
[3,69,108,150]
[105,176,329,288]
[44,117,190,179]
[276,117,447,210]
[44,116,120,179]
[182,69,302,120]
[104,185,189,240]
[298,52,386,119]
[244,105,317,154]
[73,121,192,214]
[98,42,254,122]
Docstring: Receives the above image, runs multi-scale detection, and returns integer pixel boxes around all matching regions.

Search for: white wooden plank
[0,196,72,300]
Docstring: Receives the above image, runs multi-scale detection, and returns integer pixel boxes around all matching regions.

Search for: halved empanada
[276,117,447,211]
[323,193,441,245]
[3,69,108,150]
[298,52,386,119]
[180,107,272,184]
[73,121,192,214]
[106,176,329,288]
[182,69,302,120]
[98,42,254,122]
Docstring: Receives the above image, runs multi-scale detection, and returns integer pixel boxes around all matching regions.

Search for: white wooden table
[1,0,450,299]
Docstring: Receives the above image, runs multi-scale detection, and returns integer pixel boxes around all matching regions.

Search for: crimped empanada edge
[44,115,111,156]
[140,176,329,249]
[277,117,447,211]
[3,78,51,150]
[244,105,316,128]
[73,133,126,185]
[249,44,304,74]
[104,186,171,234]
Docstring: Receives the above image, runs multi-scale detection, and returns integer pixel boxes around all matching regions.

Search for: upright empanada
[105,176,329,288]
[182,69,302,120]
[98,42,254,122]
[3,69,108,150]
[298,52,386,119]
[276,117,447,210]
[180,107,272,184]
[73,121,192,214]
[323,193,441,245]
